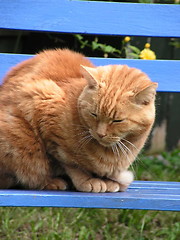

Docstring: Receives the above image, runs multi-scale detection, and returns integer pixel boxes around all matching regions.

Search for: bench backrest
[0,0,180,92]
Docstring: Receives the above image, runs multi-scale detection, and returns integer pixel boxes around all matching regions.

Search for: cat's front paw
[43,178,68,190]
[104,179,121,192]
[76,178,107,193]
[110,170,134,191]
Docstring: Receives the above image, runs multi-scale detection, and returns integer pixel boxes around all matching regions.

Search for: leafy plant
[75,34,156,60]
[75,35,122,57]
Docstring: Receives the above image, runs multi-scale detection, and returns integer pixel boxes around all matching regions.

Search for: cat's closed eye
[90,112,125,123]
[91,112,97,118]
[112,119,125,123]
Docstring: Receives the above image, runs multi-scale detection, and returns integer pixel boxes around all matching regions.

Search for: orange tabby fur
[0,49,158,192]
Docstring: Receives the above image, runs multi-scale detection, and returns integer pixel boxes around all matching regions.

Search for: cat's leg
[13,149,68,190]
[65,166,107,193]
[65,166,125,192]
[0,150,68,190]
[1,155,68,190]
[65,166,129,192]
[109,170,134,191]
[0,125,68,190]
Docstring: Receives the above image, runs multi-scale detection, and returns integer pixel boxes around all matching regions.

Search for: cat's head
[78,65,158,147]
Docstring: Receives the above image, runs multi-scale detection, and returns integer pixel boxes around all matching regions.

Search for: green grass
[134,149,180,182]
[0,149,180,240]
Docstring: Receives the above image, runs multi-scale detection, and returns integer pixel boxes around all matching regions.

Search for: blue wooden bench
[0,0,179,211]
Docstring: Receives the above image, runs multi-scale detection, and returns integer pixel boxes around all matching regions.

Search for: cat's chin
[100,143,114,148]
[97,139,117,148]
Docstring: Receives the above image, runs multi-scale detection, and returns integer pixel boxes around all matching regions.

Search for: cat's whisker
[80,135,93,150]
[120,140,134,157]
[117,141,136,178]
[116,141,133,170]
[69,126,91,139]
[117,141,127,160]
[111,144,120,162]
[75,134,91,149]
[121,138,140,152]
[75,130,90,137]
[74,134,93,155]
[114,144,121,160]
[125,143,144,174]
[121,138,141,163]
[111,145,116,157]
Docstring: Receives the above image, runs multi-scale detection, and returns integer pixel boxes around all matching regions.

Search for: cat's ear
[80,65,98,89]
[134,83,158,105]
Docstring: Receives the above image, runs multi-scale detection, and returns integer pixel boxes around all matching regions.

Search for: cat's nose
[96,122,107,139]
[97,133,106,138]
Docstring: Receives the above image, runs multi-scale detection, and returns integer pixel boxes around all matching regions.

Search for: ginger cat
[0,49,158,192]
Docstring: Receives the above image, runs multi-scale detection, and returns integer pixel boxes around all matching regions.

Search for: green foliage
[75,34,142,59]
[170,39,180,48]
[138,0,154,3]
[0,150,179,240]
[75,35,122,57]
[135,149,180,181]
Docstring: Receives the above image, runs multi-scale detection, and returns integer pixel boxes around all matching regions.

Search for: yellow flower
[140,48,156,60]
[139,42,156,60]
[145,43,151,48]
[124,36,131,42]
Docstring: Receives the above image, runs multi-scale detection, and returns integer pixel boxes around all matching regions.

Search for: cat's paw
[104,179,121,192]
[110,170,134,192]
[76,178,107,193]
[44,178,68,190]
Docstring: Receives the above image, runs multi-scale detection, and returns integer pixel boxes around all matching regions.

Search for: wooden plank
[0,53,180,92]
[0,181,179,211]
[0,0,179,37]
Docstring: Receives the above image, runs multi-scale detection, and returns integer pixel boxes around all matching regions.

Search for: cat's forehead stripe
[98,93,118,119]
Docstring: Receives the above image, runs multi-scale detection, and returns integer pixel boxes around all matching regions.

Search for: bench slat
[0,0,179,37]
[0,181,179,211]
[0,53,179,92]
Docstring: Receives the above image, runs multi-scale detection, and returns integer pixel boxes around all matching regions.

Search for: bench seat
[0,181,180,211]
